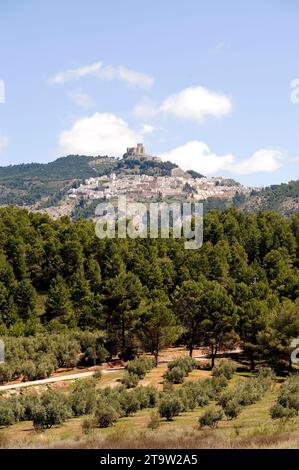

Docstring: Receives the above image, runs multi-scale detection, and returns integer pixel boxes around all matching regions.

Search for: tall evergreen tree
[137,293,180,365]
[45,275,74,326]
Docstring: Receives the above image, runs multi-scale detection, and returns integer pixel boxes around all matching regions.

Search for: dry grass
[97,371,125,388]
[2,384,299,449]
[1,362,299,449]
[139,364,167,390]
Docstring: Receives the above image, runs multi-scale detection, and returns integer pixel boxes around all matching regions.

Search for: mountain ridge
[0,154,298,218]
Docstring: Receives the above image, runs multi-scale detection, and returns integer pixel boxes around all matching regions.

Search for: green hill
[0,155,178,206]
[234,180,299,216]
[0,155,109,205]
[200,180,299,217]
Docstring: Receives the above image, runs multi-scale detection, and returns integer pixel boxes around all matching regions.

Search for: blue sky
[0,0,299,186]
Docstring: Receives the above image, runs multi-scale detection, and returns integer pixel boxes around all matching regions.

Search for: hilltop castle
[123,143,162,162]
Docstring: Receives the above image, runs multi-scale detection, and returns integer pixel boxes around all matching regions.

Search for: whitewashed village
[68,144,254,203]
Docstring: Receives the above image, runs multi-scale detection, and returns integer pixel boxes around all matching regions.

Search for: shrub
[182,381,210,407]
[119,391,140,416]
[256,368,275,392]
[32,390,70,429]
[220,378,264,409]
[126,358,144,378]
[176,388,190,412]
[167,358,183,371]
[208,375,228,397]
[145,386,159,408]
[21,360,37,381]
[173,383,202,411]
[121,372,139,388]
[212,361,236,380]
[0,364,12,384]
[132,386,148,408]
[133,386,158,409]
[143,356,155,369]
[94,345,108,364]
[278,390,299,412]
[7,396,25,422]
[0,397,22,427]
[1,332,109,383]
[277,376,299,412]
[98,388,123,417]
[199,407,224,429]
[77,331,108,365]
[35,354,56,379]
[167,357,197,376]
[236,381,263,406]
[217,389,235,408]
[32,405,49,430]
[222,399,242,420]
[164,366,185,384]
[70,379,96,416]
[181,357,198,373]
[20,394,40,421]
[270,375,299,420]
[0,402,15,427]
[53,336,80,368]
[96,406,118,428]
[158,394,182,421]
[179,384,197,411]
[218,369,274,419]
[126,356,154,379]
[148,410,160,430]
[82,417,95,434]
[270,403,296,420]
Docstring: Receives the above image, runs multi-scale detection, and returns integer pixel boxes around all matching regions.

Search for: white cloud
[59,112,141,156]
[141,124,155,134]
[232,149,284,175]
[50,61,153,89]
[68,91,94,109]
[49,62,102,84]
[160,141,234,175]
[96,65,154,89]
[159,141,284,176]
[160,86,232,123]
[133,86,232,123]
[0,134,8,155]
[118,66,153,89]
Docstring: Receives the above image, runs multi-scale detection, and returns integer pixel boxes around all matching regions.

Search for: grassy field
[1,362,299,449]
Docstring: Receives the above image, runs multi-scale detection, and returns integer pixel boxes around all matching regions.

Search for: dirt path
[0,349,241,392]
[0,368,123,391]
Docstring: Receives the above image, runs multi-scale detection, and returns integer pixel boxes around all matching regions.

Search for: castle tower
[136,143,144,155]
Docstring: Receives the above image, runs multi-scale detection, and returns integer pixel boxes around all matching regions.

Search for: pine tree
[45,275,74,325]
[138,293,180,365]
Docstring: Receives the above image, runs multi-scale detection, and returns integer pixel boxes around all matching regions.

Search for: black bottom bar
[0,449,297,467]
